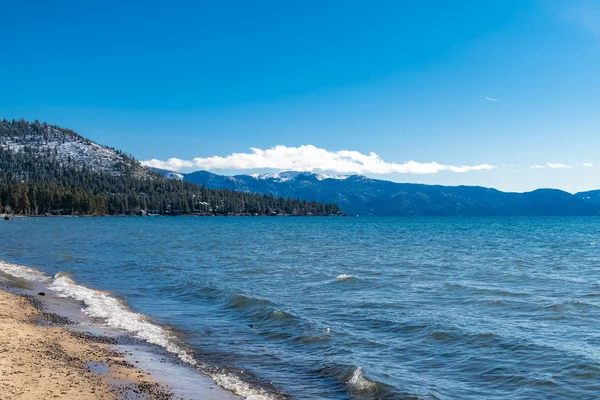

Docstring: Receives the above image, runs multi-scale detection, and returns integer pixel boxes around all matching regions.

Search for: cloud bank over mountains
[142,145,495,175]
[143,145,587,176]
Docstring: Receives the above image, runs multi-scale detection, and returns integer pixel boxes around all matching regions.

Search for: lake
[2,216,600,399]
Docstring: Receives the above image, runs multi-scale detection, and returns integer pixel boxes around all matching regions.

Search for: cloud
[547,162,572,169]
[485,97,500,102]
[142,145,495,175]
[584,162,594,167]
[530,165,544,169]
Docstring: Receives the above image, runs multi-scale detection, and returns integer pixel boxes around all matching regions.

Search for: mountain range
[3,118,600,217]
[152,168,600,216]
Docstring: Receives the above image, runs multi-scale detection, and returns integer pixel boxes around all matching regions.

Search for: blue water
[2,216,600,399]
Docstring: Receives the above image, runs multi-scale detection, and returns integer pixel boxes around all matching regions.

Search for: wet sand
[0,289,171,399]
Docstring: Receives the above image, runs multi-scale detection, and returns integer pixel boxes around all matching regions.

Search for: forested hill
[0,120,341,216]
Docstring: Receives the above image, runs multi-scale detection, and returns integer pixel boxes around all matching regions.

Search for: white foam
[48,273,197,365]
[50,275,280,399]
[336,274,355,281]
[347,367,377,392]
[49,274,279,399]
[0,261,51,282]
[213,373,275,400]
[0,261,278,400]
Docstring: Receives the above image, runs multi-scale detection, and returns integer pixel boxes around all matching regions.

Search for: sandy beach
[0,289,171,400]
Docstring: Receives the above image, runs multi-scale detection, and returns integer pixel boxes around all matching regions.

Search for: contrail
[486,97,500,102]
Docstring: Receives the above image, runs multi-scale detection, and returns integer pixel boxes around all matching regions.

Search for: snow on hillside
[314,173,351,181]
[162,170,185,180]
[248,171,303,181]
[0,123,151,179]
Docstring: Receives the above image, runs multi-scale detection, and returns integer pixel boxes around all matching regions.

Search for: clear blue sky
[2,0,600,192]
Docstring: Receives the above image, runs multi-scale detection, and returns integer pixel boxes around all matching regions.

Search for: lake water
[1,216,600,399]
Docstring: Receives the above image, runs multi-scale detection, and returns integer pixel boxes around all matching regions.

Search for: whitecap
[347,367,378,392]
[0,261,51,282]
[213,372,276,400]
[49,273,197,365]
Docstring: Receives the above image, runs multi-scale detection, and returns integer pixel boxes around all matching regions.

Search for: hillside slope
[0,120,151,179]
[0,120,340,216]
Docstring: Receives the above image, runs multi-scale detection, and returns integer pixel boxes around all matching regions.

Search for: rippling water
[2,216,600,399]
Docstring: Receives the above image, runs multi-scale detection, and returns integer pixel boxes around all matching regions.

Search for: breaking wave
[0,261,51,282]
[347,367,379,393]
[48,272,198,365]
[0,261,280,400]
[316,363,395,398]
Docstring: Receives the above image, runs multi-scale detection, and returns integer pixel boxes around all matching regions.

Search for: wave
[212,372,283,400]
[347,367,379,393]
[540,299,600,312]
[200,286,302,327]
[336,274,355,281]
[444,281,530,297]
[226,292,276,311]
[48,273,197,365]
[0,260,280,400]
[270,310,297,320]
[0,261,51,282]
[317,363,398,399]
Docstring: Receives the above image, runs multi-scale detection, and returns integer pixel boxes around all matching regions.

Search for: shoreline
[0,274,242,400]
[1,213,345,218]
[0,288,171,399]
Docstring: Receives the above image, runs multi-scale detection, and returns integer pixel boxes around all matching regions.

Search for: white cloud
[142,145,495,175]
[584,162,594,167]
[530,165,544,169]
[145,158,195,170]
[547,162,572,169]
[485,97,500,102]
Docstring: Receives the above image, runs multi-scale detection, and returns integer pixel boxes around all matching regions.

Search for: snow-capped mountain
[152,168,600,216]
[148,167,184,180]
[248,171,350,182]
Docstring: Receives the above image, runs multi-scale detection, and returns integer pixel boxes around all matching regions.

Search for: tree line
[0,120,342,216]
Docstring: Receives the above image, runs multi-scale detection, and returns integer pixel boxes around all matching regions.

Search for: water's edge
[0,261,251,400]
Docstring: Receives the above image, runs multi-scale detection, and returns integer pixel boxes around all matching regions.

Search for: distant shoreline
[1,213,346,218]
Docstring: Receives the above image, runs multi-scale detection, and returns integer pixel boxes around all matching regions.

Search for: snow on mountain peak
[247,171,350,182]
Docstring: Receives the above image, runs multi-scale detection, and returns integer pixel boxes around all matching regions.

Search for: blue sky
[2,0,600,192]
